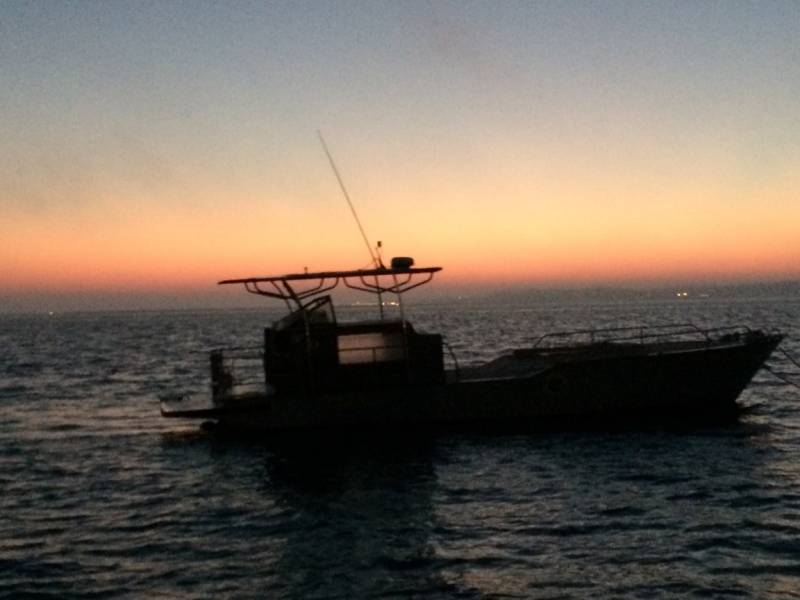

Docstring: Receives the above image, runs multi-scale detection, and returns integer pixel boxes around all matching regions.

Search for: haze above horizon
[2,1,799,312]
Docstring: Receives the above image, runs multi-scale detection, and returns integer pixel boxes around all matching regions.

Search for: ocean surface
[2,297,800,598]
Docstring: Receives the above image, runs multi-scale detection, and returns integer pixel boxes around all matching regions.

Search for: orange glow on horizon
[3,145,799,297]
[4,192,799,295]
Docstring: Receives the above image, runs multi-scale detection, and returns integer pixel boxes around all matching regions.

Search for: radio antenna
[317,130,381,268]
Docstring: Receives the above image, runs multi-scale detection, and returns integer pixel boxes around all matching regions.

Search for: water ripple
[1,300,800,597]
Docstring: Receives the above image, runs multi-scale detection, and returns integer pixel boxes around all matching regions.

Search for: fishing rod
[317,131,386,316]
[317,131,383,269]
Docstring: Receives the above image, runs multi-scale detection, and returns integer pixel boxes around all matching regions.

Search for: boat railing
[531,323,753,348]
[442,339,461,379]
[210,346,264,398]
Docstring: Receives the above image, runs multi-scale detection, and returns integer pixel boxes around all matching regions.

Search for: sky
[2,1,799,311]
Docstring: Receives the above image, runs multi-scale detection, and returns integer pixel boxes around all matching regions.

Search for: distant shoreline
[1,280,798,316]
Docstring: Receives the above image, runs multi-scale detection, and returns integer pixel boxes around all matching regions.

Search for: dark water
[2,298,800,598]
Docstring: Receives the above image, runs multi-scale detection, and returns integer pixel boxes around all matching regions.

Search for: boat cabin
[214,262,444,399]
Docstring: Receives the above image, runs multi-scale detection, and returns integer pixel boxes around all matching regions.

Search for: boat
[159,257,783,432]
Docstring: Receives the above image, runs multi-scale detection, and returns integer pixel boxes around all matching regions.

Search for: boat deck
[454,337,752,383]
[455,354,550,382]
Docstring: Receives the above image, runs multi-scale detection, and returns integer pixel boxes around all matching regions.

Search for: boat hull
[169,332,782,433]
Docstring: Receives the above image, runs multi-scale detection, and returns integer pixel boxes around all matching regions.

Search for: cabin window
[337,333,405,365]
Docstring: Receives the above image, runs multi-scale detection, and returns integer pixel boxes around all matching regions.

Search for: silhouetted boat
[160,259,783,431]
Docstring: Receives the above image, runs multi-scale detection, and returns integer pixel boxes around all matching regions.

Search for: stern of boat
[160,346,270,419]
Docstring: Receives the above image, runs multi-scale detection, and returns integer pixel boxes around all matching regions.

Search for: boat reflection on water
[261,435,446,597]
[162,420,784,598]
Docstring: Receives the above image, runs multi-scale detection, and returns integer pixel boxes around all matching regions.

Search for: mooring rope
[763,363,800,390]
[779,346,800,370]
[764,341,800,390]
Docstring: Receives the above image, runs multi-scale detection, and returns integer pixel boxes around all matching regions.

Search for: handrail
[211,347,264,394]
[532,323,753,348]
[210,345,263,355]
[442,340,461,380]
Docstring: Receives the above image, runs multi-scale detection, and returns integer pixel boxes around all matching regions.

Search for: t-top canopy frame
[218,266,441,311]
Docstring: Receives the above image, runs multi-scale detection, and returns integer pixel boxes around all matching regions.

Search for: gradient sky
[2,1,799,310]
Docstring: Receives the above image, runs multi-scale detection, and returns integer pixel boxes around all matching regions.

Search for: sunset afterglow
[2,2,799,310]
